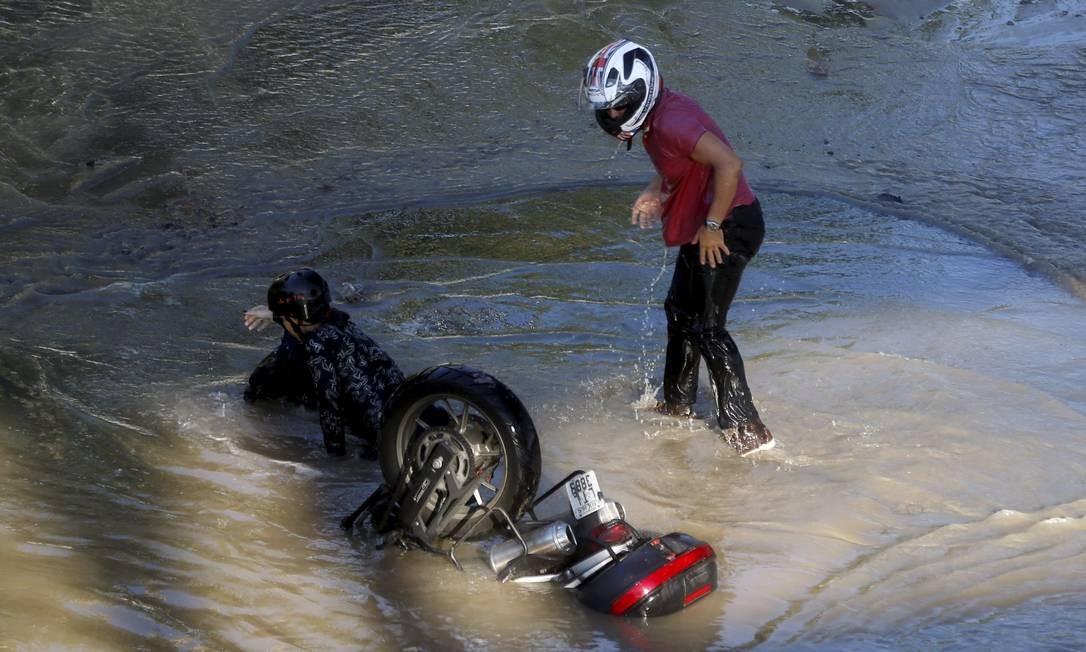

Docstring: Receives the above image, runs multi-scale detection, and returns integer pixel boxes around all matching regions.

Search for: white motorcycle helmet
[582,39,661,138]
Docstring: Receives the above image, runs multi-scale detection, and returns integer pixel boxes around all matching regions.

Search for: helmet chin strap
[281,315,306,342]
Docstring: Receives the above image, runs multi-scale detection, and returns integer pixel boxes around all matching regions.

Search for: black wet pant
[663,201,765,430]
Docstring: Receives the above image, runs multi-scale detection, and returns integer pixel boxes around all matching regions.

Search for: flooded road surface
[3,0,1086,648]
[2,189,1085,649]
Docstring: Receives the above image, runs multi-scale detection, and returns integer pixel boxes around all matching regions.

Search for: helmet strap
[281,315,305,342]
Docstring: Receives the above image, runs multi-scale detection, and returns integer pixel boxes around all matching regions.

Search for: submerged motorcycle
[342,365,718,617]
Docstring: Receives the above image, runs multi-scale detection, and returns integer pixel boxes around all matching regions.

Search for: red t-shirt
[642,88,757,246]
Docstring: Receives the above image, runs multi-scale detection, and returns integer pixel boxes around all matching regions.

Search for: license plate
[565,470,604,520]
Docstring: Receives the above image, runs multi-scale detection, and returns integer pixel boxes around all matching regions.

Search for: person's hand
[630,191,663,229]
[244,305,275,332]
[691,226,730,268]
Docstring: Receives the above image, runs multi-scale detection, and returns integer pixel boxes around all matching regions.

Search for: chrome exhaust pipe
[488,521,577,574]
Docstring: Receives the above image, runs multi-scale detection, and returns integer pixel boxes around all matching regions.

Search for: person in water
[243,268,404,457]
[581,39,774,456]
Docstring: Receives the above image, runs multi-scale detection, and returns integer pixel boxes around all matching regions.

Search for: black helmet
[267,268,331,322]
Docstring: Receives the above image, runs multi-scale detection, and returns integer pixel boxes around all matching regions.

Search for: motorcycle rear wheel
[379,365,542,540]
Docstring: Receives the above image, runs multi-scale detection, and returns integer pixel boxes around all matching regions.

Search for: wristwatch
[704,220,723,231]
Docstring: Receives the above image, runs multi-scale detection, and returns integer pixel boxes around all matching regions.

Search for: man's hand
[631,190,663,229]
[691,226,731,268]
[244,305,275,332]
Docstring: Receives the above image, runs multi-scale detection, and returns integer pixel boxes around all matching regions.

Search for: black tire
[379,365,542,540]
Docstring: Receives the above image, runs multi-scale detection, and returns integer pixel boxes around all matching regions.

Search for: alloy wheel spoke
[456,402,470,434]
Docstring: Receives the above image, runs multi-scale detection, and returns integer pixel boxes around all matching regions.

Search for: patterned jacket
[304,308,406,454]
[246,309,404,455]
[302,310,404,454]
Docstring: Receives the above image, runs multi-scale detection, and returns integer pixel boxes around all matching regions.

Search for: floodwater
[2,1,1085,650]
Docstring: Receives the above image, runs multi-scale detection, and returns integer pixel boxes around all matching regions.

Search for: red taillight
[609,543,715,615]
[593,520,634,546]
[684,584,712,606]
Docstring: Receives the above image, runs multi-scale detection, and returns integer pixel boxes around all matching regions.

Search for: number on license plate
[565,470,604,520]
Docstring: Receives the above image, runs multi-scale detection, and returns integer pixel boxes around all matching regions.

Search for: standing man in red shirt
[582,38,774,455]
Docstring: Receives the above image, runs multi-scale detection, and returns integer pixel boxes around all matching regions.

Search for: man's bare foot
[721,420,775,456]
[653,401,697,419]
